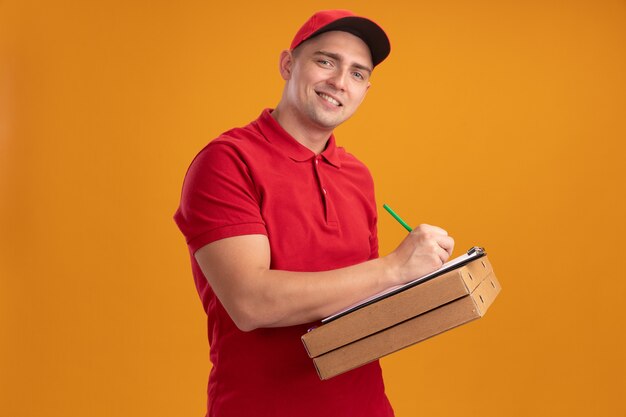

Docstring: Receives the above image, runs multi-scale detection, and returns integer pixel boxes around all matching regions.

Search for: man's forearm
[195,227,453,332]
[233,256,397,330]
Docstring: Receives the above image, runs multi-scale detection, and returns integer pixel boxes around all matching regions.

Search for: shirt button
[315,159,319,165]
[322,188,327,194]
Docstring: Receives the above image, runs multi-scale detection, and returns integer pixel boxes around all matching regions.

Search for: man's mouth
[317,92,342,107]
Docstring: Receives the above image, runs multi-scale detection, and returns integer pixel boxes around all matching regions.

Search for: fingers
[411,223,455,262]
[434,244,450,265]
[436,234,455,257]
[390,223,456,283]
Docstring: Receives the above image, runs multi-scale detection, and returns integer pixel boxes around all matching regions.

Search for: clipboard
[321,247,486,323]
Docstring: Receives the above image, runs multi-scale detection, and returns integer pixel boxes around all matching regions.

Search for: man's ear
[278,50,294,81]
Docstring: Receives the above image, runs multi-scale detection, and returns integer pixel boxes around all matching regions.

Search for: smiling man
[174,10,454,417]
[272,29,373,152]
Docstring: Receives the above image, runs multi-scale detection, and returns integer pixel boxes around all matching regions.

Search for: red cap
[290,9,391,67]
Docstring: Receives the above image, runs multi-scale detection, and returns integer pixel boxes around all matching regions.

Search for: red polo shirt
[174,109,394,417]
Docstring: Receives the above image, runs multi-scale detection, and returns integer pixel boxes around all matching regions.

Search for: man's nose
[327,68,348,91]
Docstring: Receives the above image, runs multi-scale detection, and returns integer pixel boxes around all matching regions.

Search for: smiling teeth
[318,93,340,106]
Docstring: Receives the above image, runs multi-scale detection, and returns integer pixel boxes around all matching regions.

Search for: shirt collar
[256,109,342,168]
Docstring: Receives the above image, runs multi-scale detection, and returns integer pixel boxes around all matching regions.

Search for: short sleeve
[174,140,267,254]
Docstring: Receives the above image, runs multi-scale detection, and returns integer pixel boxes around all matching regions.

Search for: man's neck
[271,106,332,155]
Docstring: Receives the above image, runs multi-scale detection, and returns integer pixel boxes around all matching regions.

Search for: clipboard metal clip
[467,246,486,256]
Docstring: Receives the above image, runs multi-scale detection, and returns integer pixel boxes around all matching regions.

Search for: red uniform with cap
[174,10,394,417]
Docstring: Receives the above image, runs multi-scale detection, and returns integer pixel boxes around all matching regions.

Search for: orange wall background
[1,1,625,416]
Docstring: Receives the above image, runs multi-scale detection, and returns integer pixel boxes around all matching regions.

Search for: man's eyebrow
[314,50,373,74]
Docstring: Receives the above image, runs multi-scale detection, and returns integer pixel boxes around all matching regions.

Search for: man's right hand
[384,224,455,285]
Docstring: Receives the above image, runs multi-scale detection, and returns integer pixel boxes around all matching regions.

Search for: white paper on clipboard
[321,247,486,324]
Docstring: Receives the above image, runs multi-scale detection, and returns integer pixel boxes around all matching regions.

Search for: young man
[174,10,454,417]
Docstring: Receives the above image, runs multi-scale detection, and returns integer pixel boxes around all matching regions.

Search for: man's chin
[310,111,350,130]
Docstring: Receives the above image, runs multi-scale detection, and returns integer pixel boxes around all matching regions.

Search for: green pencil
[383,203,413,232]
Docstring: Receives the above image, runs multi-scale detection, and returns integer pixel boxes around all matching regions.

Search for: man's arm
[194,224,454,331]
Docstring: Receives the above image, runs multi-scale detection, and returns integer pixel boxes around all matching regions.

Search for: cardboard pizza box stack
[301,255,501,380]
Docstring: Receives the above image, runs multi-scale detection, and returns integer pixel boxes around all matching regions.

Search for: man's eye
[318,60,332,66]
[352,72,364,80]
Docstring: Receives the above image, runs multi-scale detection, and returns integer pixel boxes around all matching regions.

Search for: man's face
[282,30,373,131]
